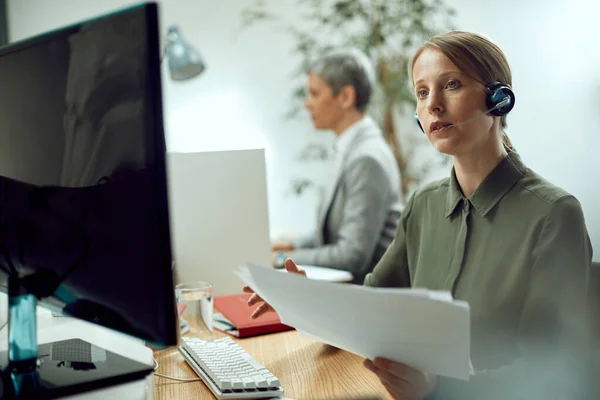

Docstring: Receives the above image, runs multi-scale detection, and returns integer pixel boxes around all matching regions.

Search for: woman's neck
[333,110,364,135]
[453,138,507,198]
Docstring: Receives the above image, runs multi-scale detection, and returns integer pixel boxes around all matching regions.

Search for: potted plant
[241,0,456,198]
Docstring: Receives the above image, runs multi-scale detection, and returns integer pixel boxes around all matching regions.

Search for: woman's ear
[337,85,357,110]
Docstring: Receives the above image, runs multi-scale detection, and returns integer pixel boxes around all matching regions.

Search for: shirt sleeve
[288,156,393,278]
[433,195,593,400]
[363,189,415,288]
[292,232,316,249]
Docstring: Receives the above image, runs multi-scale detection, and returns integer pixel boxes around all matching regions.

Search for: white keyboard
[179,336,284,399]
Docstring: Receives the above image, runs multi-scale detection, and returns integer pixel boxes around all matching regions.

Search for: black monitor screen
[0,3,177,346]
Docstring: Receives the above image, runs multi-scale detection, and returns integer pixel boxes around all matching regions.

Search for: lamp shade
[166,25,205,81]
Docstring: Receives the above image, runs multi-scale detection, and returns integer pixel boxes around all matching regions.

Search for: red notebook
[213,293,293,338]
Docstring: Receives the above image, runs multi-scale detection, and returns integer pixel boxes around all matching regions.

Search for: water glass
[175,281,213,341]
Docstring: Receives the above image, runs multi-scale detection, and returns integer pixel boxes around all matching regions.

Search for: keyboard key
[242,377,255,389]
[221,379,232,391]
[267,377,280,387]
[231,378,244,390]
[252,375,268,388]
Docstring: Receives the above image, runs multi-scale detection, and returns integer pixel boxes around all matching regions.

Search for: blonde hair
[409,31,513,149]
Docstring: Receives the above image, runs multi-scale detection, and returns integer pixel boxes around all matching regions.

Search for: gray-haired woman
[272,48,403,284]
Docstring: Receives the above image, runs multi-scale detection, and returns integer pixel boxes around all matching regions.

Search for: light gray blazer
[290,118,403,283]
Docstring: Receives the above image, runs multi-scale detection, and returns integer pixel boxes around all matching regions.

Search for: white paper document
[236,264,471,381]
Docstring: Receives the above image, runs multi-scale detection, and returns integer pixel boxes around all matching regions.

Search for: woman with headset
[245,31,593,400]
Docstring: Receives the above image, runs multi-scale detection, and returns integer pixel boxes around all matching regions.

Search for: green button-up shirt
[365,151,592,399]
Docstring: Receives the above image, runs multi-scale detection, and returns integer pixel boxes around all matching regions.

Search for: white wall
[7,0,600,259]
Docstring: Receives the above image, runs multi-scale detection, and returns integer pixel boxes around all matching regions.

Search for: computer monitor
[167,149,272,296]
[0,2,177,398]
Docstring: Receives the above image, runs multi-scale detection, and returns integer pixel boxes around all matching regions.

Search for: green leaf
[240,9,276,27]
[287,179,314,196]
[284,104,304,120]
[291,85,307,100]
[296,142,329,161]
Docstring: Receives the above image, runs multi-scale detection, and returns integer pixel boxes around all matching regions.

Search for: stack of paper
[236,264,471,381]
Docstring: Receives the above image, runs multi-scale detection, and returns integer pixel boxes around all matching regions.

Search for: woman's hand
[271,241,294,252]
[271,241,294,266]
[363,358,437,400]
[242,258,306,319]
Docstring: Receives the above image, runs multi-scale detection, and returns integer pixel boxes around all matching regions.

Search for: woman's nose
[426,91,444,114]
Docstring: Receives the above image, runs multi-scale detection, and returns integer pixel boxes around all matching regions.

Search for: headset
[414,82,515,133]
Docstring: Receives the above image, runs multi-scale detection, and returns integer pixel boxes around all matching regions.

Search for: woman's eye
[446,80,459,89]
[417,89,428,98]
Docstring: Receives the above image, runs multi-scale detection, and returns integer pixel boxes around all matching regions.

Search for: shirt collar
[445,151,527,218]
[333,116,373,159]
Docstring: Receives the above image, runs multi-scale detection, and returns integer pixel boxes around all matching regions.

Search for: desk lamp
[165,25,205,81]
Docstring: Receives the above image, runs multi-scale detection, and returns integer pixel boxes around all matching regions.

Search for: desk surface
[153,330,391,399]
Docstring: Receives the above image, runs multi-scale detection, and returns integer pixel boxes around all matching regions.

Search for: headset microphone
[446,97,511,128]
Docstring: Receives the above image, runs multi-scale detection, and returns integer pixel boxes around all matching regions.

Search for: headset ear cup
[414,112,424,133]
[486,82,515,117]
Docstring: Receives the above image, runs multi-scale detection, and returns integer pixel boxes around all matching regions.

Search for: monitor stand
[0,276,154,399]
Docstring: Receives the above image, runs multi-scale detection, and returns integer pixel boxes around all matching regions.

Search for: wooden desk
[153,330,391,399]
